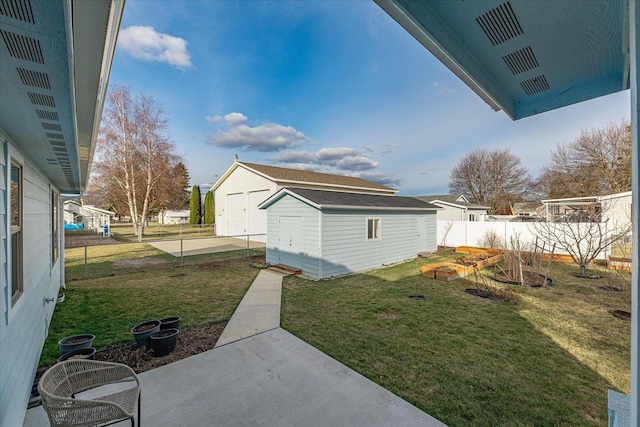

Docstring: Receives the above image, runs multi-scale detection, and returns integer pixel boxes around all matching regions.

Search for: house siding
[321,209,419,279]
[0,136,62,427]
[265,195,320,279]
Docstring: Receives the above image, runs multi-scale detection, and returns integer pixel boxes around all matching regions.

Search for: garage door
[248,190,270,242]
[227,193,245,236]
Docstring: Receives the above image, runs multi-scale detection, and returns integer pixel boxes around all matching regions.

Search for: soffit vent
[36,109,58,121]
[28,91,55,107]
[476,2,523,46]
[17,68,50,89]
[502,46,539,75]
[42,122,62,131]
[0,30,43,63]
[52,146,66,152]
[46,132,63,139]
[520,75,550,95]
[49,139,65,146]
[0,0,34,24]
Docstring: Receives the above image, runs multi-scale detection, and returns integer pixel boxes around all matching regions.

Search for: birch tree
[93,85,181,234]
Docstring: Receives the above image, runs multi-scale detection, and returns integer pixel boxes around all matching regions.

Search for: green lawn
[281,254,631,427]
[40,257,259,365]
[109,222,215,242]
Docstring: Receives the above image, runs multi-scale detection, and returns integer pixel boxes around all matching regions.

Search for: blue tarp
[64,222,84,230]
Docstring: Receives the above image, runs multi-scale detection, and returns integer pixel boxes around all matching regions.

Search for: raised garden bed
[421,246,503,282]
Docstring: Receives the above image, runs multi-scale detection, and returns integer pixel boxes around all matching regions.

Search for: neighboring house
[211,160,397,242]
[541,191,632,226]
[512,201,545,219]
[0,1,123,426]
[159,209,190,224]
[414,194,489,222]
[259,188,438,280]
[64,200,115,231]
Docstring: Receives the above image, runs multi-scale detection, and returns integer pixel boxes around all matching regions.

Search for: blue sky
[108,0,630,196]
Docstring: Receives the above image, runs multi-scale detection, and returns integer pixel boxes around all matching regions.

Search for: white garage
[211,160,397,243]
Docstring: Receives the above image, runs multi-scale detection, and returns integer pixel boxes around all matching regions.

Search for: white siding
[321,209,419,279]
[0,135,62,427]
[436,206,465,221]
[214,166,276,239]
[265,195,320,279]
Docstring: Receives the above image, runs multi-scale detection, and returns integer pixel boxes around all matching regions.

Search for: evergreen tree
[203,191,215,225]
[189,185,201,225]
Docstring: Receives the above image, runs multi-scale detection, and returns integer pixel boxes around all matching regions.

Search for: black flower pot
[57,347,96,363]
[58,334,95,355]
[160,317,181,330]
[131,320,161,348]
[149,328,179,357]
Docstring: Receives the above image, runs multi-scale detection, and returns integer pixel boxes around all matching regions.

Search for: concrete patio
[148,236,265,257]
[25,270,446,426]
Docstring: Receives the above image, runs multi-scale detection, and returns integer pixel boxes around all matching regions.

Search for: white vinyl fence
[437,220,618,260]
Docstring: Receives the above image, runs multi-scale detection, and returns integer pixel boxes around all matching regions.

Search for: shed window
[469,213,476,221]
[366,218,380,241]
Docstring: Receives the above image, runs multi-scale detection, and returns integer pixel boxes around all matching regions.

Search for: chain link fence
[65,235,266,281]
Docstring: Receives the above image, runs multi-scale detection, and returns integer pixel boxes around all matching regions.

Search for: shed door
[227,193,245,236]
[279,216,302,268]
[248,190,269,240]
[417,216,428,253]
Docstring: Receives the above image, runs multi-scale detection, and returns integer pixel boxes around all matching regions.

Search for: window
[366,218,380,241]
[52,190,59,265]
[468,213,476,221]
[10,160,23,306]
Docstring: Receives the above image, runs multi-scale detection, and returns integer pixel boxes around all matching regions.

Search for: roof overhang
[0,0,124,195]
[375,0,629,120]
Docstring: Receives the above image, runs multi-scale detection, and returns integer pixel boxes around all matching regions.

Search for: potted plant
[149,328,179,357]
[159,317,181,330]
[58,334,95,355]
[131,320,161,347]
[57,347,96,363]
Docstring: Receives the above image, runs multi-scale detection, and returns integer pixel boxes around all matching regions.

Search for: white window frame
[366,217,381,241]
[10,158,23,309]
[468,213,476,221]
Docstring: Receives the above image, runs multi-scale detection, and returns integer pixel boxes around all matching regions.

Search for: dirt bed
[37,321,227,380]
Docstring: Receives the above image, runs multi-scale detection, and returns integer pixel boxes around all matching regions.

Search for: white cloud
[380,143,397,156]
[271,147,379,172]
[271,150,317,163]
[206,123,308,152]
[206,115,223,123]
[224,112,248,125]
[316,147,360,161]
[353,171,401,188]
[336,156,378,171]
[119,26,193,70]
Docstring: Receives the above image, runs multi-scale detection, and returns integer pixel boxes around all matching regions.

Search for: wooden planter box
[434,268,459,282]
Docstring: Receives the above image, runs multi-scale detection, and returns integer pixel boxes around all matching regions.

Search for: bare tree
[449,148,531,214]
[529,202,632,278]
[92,85,182,234]
[537,119,631,198]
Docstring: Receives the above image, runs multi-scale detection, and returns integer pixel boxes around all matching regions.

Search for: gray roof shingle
[284,188,438,210]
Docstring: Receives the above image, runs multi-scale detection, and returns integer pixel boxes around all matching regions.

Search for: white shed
[259,188,438,280]
[211,161,397,242]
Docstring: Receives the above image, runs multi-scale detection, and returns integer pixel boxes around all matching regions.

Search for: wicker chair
[38,360,141,427]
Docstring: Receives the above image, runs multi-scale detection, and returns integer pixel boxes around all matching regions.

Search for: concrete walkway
[25,270,446,426]
[215,269,282,347]
[148,237,265,257]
